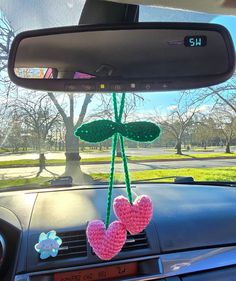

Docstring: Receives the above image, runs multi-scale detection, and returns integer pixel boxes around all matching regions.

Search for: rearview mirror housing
[8,23,235,92]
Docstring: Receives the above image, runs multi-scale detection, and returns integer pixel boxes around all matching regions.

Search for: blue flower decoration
[35,230,62,260]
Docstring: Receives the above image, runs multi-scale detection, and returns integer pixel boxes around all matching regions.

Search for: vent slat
[58,251,87,257]
[122,231,149,251]
[61,234,86,239]
[41,230,87,261]
[61,244,87,248]
[126,237,146,241]
[123,242,149,249]
[91,230,149,255]
[63,240,86,245]
[127,234,146,238]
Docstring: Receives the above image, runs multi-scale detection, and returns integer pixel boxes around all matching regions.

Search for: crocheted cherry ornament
[75,93,160,261]
[113,195,153,235]
[86,220,126,260]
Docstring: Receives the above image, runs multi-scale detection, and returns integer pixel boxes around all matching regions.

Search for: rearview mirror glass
[8,23,235,92]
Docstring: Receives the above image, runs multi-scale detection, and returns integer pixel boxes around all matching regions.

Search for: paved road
[0,158,235,180]
[0,147,235,161]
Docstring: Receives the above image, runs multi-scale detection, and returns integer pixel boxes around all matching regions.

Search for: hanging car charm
[74,93,161,260]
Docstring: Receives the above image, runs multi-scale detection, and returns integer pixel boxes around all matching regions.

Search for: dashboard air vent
[91,231,149,256]
[122,231,149,251]
[55,230,87,259]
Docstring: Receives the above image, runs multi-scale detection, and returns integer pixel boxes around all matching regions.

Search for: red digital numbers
[54,262,138,281]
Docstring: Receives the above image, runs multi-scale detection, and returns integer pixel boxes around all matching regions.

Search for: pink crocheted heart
[86,220,126,260]
[113,195,153,235]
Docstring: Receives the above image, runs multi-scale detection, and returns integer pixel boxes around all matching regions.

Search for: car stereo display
[54,262,138,281]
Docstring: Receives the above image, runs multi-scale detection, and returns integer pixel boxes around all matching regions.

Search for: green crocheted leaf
[74,120,117,143]
[124,121,161,142]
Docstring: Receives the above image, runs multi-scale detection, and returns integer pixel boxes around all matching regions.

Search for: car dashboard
[1,183,236,281]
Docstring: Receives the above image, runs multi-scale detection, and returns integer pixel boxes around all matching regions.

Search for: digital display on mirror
[184,36,207,47]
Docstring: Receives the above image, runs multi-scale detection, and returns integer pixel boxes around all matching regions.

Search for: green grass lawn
[82,157,122,163]
[0,166,235,189]
[128,152,236,161]
[81,148,110,153]
[0,177,51,189]
[0,159,41,167]
[0,153,235,168]
[0,148,10,154]
[48,157,123,164]
[0,157,122,168]
[91,166,236,183]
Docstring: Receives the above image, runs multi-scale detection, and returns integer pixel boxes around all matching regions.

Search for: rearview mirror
[8,23,235,92]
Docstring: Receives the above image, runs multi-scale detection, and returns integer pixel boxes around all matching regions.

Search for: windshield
[0,2,235,190]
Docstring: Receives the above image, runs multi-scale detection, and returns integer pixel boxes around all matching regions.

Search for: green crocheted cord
[74,120,160,143]
[74,93,161,228]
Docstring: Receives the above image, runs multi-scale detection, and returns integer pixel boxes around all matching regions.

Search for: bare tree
[190,116,216,149]
[208,85,236,113]
[15,94,61,176]
[186,74,236,152]
[48,92,93,182]
[0,12,17,119]
[0,12,94,183]
[90,93,144,121]
[4,112,24,152]
[187,74,236,114]
[153,93,200,155]
[0,13,14,75]
[212,108,236,153]
[17,95,60,150]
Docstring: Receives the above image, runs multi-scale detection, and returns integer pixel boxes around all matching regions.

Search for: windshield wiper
[133,177,236,187]
[189,181,236,187]
[50,176,73,187]
[94,176,195,185]
[132,176,194,184]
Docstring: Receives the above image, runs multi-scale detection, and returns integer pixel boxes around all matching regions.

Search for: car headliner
[1,0,236,35]
[106,0,236,16]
